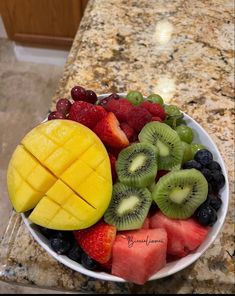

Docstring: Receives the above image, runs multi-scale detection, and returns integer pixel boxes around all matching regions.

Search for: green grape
[147,94,164,106]
[181,141,193,164]
[191,143,206,157]
[126,91,144,106]
[177,119,187,125]
[175,125,194,144]
[164,104,184,129]
[164,105,181,117]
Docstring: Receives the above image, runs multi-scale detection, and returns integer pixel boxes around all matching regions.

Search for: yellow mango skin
[7,119,112,230]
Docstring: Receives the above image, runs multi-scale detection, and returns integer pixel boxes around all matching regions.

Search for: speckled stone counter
[0,0,234,293]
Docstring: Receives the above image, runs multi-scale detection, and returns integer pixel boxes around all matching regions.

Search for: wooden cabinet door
[0,0,88,47]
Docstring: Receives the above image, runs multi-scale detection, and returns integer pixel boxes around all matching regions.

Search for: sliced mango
[13,181,43,212]
[7,120,112,230]
[44,147,76,177]
[60,159,93,192]
[22,132,57,162]
[63,128,94,158]
[27,164,57,192]
[47,208,81,230]
[79,142,107,169]
[96,158,112,181]
[39,119,77,145]
[9,145,38,178]
[46,179,72,205]
[29,196,61,226]
[77,171,112,212]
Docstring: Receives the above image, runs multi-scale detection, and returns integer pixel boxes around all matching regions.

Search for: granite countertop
[0,0,234,293]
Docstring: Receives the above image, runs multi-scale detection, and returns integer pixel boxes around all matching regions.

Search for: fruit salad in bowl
[7,87,229,285]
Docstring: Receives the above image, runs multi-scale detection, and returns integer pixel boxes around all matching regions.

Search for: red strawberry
[106,146,122,158]
[95,105,108,121]
[126,106,152,133]
[105,99,134,122]
[155,170,169,182]
[151,116,162,122]
[140,101,166,120]
[120,122,135,141]
[93,112,129,149]
[109,153,117,182]
[74,221,116,264]
[100,258,112,271]
[68,101,100,129]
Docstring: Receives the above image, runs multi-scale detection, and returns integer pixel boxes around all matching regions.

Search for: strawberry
[93,112,129,149]
[105,99,134,122]
[106,146,122,158]
[155,170,169,182]
[95,105,108,121]
[74,221,116,264]
[140,101,166,120]
[126,106,152,133]
[120,122,135,141]
[108,153,117,182]
[68,101,100,129]
[100,258,112,271]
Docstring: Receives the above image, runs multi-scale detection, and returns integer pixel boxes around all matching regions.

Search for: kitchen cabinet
[0,0,88,47]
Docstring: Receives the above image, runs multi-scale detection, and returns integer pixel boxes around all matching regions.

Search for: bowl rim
[21,93,229,282]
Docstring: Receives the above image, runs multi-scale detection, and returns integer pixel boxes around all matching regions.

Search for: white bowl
[21,93,229,282]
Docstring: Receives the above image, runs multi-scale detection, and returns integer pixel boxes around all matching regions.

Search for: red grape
[108,93,120,100]
[56,98,72,115]
[86,90,98,104]
[71,86,87,101]
[48,111,65,120]
[99,93,119,107]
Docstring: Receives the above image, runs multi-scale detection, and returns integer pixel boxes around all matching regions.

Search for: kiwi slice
[104,183,152,230]
[116,143,158,188]
[139,122,183,170]
[152,169,208,219]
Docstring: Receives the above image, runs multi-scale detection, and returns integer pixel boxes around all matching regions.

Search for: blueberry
[206,194,222,211]
[50,237,71,255]
[197,205,217,226]
[81,253,99,270]
[54,231,74,241]
[211,170,225,191]
[67,243,83,262]
[182,160,202,170]
[201,168,213,182]
[206,161,221,171]
[194,149,213,166]
[208,183,213,194]
[210,180,219,194]
[39,227,57,239]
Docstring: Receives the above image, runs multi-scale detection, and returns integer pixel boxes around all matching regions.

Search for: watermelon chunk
[111,228,167,284]
[150,211,209,257]
[141,217,150,229]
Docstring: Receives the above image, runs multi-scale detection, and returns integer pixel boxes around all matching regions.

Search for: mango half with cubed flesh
[7,119,112,230]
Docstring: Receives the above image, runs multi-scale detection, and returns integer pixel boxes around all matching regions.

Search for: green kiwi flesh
[104,183,152,230]
[116,143,158,188]
[152,169,208,219]
[138,122,183,170]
